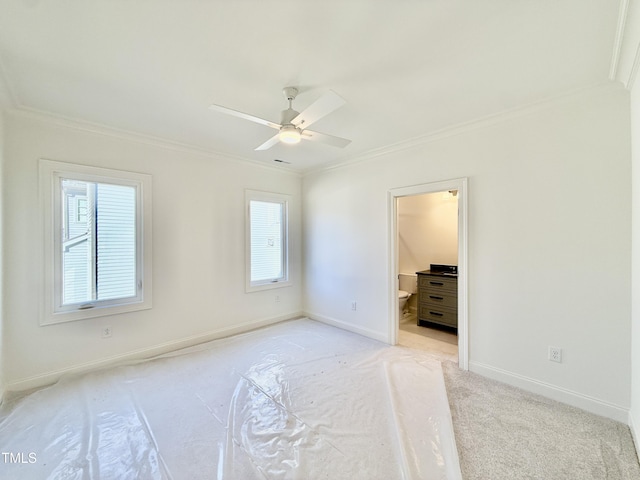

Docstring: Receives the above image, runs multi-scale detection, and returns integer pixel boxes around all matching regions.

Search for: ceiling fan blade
[291,90,346,129]
[209,104,281,130]
[255,134,281,151]
[301,129,351,148]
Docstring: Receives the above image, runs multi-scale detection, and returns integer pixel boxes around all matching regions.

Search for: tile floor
[398,312,458,363]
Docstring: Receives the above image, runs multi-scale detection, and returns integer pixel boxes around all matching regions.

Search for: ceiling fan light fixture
[279,125,301,144]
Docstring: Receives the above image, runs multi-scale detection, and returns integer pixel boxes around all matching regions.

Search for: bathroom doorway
[388,178,468,369]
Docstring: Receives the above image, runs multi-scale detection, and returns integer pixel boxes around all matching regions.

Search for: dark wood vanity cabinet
[417,271,458,329]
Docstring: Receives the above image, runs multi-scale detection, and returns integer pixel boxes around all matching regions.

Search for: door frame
[388,177,469,370]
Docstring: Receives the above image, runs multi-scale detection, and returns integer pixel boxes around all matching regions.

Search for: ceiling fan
[209,87,351,151]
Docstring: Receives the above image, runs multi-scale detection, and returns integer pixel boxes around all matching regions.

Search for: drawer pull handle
[429,296,443,300]
[429,311,444,317]
[429,281,444,286]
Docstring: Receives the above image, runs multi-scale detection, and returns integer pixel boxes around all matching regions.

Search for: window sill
[245,280,292,294]
[41,300,152,326]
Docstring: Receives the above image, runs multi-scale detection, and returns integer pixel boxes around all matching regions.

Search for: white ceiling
[0,0,623,173]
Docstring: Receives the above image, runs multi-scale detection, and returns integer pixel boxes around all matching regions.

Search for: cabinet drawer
[419,290,457,309]
[418,275,456,293]
[418,305,457,328]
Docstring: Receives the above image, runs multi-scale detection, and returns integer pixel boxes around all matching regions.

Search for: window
[40,160,152,325]
[246,190,290,292]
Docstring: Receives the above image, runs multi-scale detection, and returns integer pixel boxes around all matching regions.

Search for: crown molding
[611,0,640,89]
[627,44,640,90]
[610,0,630,82]
[7,106,301,177]
[302,81,622,177]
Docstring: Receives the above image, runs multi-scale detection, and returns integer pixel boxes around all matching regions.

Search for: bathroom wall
[397,192,458,312]
[398,192,458,274]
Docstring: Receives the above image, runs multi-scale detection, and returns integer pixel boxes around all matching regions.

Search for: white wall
[631,78,640,454]
[629,33,640,452]
[0,110,5,398]
[303,84,632,420]
[3,111,302,390]
[398,192,458,274]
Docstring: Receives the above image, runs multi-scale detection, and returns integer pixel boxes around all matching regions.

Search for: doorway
[388,178,468,369]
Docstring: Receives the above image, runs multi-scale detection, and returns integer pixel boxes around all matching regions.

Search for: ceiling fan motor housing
[281,107,300,126]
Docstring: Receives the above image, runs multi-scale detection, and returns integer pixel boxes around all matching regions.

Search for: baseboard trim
[469,361,629,423]
[6,312,304,393]
[304,311,389,343]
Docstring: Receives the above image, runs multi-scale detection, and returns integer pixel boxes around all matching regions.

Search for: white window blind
[95,182,137,301]
[250,200,284,283]
[246,190,290,292]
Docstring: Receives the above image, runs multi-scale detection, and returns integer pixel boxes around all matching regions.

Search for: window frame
[39,159,153,325]
[245,189,291,293]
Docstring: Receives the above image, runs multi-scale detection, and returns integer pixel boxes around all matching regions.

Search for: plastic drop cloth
[0,318,462,479]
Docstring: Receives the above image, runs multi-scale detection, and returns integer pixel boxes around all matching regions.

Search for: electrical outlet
[548,346,562,363]
[275,295,280,303]
[101,326,112,339]
[351,301,357,311]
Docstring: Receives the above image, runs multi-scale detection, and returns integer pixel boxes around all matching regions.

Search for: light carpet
[441,361,640,479]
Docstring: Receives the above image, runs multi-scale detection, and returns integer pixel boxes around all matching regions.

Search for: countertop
[416,269,458,278]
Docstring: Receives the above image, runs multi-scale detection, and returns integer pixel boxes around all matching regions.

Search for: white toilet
[398,273,418,319]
